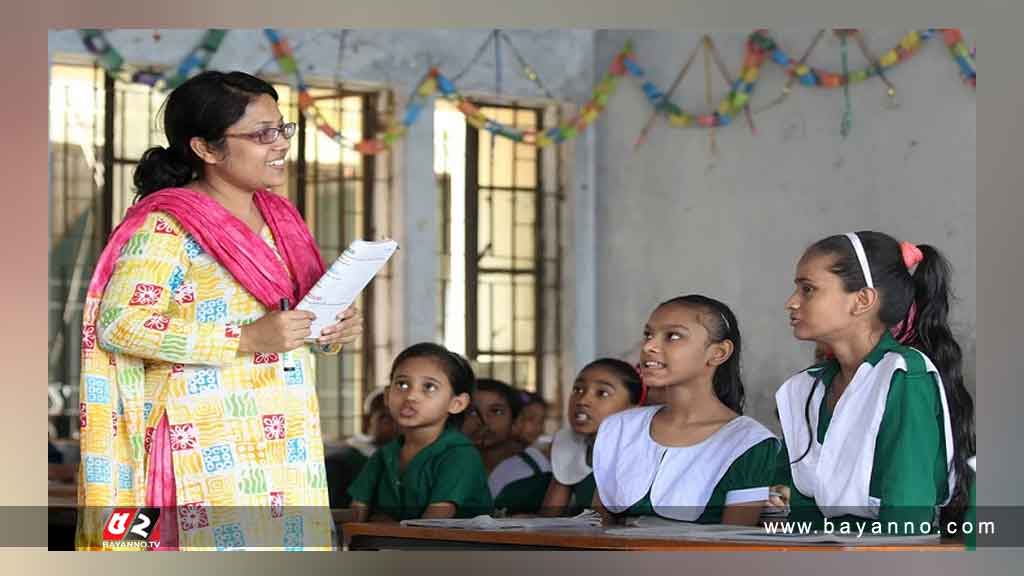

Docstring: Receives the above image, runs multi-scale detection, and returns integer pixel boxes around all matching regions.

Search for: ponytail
[799,233,975,526]
[133,146,195,201]
[909,245,975,525]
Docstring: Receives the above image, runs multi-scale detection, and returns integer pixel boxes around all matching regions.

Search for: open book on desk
[297,239,399,339]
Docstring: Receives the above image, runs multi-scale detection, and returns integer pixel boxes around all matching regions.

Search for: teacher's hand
[316,306,363,348]
[238,310,315,353]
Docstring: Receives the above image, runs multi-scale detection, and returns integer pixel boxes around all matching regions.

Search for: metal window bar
[465,102,546,395]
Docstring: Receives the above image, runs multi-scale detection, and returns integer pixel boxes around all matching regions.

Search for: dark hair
[474,379,522,419]
[368,391,388,415]
[133,71,279,200]
[657,295,745,414]
[581,358,644,405]
[389,342,476,428]
[797,231,974,524]
[517,391,547,411]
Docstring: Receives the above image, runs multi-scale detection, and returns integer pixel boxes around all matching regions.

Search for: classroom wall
[48,29,977,433]
[592,30,976,432]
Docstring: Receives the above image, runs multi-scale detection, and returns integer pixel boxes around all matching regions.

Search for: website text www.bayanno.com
[762,518,996,539]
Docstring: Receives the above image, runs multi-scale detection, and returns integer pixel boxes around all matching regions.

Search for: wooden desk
[332,508,360,525]
[342,522,966,551]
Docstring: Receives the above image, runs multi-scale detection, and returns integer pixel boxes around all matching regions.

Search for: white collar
[345,434,377,458]
[551,427,591,485]
[776,349,955,519]
[593,405,776,521]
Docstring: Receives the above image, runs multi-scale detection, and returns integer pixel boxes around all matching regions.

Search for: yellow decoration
[900,31,921,51]
[536,135,552,148]
[879,49,900,67]
[717,99,732,116]
[795,64,810,76]
[418,77,437,96]
[743,66,759,83]
[668,113,691,127]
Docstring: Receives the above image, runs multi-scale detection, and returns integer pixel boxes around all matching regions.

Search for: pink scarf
[87,187,324,307]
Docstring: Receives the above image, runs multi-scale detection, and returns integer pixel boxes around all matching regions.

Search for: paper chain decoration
[80,29,975,155]
[80,29,227,90]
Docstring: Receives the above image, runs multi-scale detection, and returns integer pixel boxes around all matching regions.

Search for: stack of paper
[297,239,399,338]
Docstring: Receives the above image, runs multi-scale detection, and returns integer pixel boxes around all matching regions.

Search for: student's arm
[874,370,944,530]
[427,446,493,519]
[350,501,370,523]
[368,512,398,523]
[719,438,781,527]
[591,488,619,526]
[721,502,767,526]
[539,477,572,517]
[769,485,790,508]
[346,451,384,521]
[421,502,458,519]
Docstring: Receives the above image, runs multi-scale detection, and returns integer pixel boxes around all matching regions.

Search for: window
[292,86,396,438]
[48,62,393,439]
[434,100,564,404]
[48,63,107,439]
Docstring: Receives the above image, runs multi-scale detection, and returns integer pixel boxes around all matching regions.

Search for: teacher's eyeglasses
[224,122,297,145]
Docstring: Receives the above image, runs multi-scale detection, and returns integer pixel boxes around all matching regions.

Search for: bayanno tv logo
[102,507,162,550]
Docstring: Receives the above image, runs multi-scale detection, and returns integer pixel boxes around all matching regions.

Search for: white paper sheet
[296,239,398,338]
[399,510,603,530]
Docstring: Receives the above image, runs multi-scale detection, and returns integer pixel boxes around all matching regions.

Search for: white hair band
[845,232,874,289]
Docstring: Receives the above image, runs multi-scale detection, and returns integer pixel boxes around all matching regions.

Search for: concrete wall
[593,30,975,431]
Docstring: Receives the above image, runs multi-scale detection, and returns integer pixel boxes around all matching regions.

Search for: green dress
[775,332,952,533]
[347,426,493,520]
[569,474,597,514]
[550,427,597,515]
[491,446,553,515]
